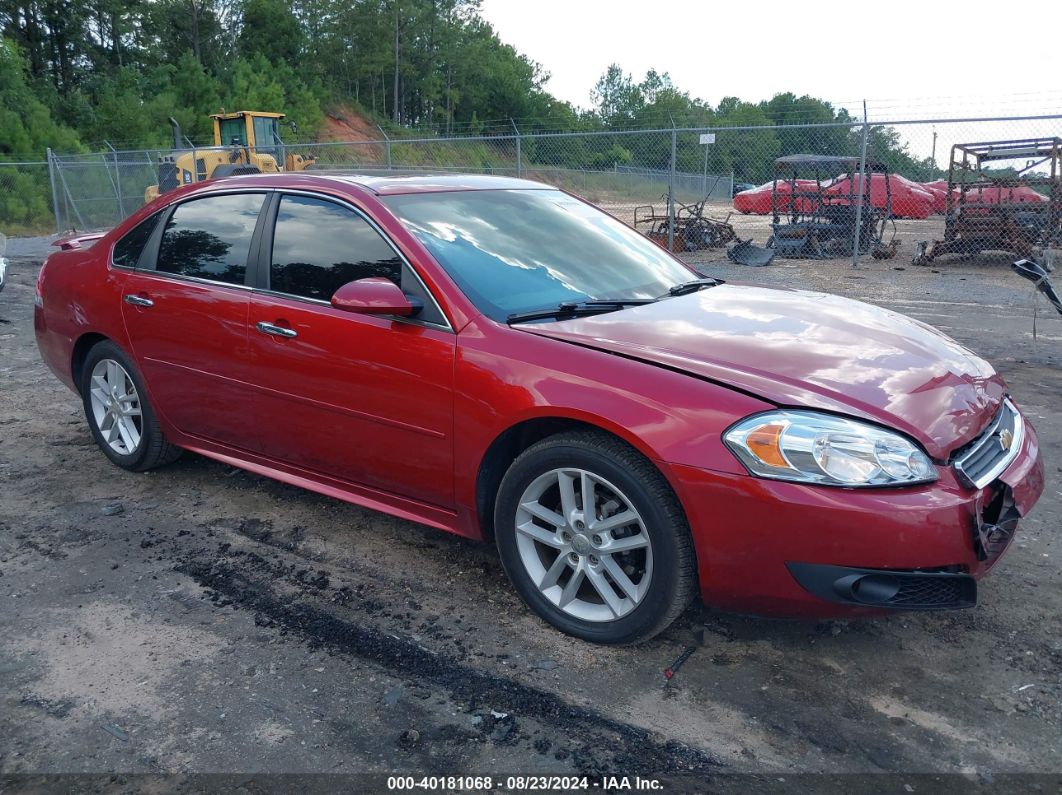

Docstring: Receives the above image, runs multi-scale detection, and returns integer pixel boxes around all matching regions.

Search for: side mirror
[331,277,420,317]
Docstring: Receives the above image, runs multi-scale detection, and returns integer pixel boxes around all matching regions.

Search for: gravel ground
[0,242,1060,790]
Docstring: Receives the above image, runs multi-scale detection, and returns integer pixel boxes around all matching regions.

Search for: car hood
[518,284,1005,460]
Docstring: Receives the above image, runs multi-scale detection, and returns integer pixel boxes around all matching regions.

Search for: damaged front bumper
[783,475,1031,611]
[668,409,1044,617]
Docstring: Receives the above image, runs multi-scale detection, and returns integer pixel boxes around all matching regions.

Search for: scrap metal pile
[913,138,1061,265]
[639,154,899,267]
[635,196,737,253]
[721,154,899,265]
[759,154,897,261]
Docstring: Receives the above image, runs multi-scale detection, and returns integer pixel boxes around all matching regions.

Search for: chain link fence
[45,148,163,232]
[5,113,1061,272]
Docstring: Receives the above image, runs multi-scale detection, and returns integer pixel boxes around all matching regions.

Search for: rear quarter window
[112,212,162,269]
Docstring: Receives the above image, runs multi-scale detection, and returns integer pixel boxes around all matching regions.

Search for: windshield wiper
[507,298,655,325]
[665,277,724,297]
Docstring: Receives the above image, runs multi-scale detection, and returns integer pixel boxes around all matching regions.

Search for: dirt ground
[0,239,1060,791]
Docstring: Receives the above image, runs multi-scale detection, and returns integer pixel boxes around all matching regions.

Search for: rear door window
[156,193,266,286]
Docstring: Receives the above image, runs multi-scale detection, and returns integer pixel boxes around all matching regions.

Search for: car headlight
[723,411,937,487]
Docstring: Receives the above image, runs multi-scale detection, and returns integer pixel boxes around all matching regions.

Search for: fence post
[104,141,123,222]
[114,148,124,219]
[46,148,61,233]
[511,119,522,178]
[702,137,709,196]
[52,154,87,230]
[668,125,677,252]
[852,103,870,268]
[377,125,392,170]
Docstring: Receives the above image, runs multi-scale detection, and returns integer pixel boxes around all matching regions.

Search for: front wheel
[495,432,696,644]
[80,340,181,471]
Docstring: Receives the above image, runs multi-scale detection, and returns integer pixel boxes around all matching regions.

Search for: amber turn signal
[745,423,789,468]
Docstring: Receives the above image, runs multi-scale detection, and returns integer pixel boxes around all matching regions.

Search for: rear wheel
[495,431,696,644]
[80,340,181,471]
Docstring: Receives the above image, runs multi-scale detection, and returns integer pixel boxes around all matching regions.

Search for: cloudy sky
[479,0,1062,122]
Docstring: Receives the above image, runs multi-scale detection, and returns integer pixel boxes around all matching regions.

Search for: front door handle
[124,294,154,308]
[256,321,298,339]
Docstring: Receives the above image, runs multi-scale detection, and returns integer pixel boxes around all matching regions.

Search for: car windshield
[383,189,694,321]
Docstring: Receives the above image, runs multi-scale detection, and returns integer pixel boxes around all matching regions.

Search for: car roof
[205,171,555,196]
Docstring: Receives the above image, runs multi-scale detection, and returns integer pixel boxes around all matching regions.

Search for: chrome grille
[952,399,1023,489]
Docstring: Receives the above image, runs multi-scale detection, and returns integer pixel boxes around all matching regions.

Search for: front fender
[453,320,772,532]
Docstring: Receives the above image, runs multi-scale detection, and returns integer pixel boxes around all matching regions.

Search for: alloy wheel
[514,468,653,622]
[88,359,143,455]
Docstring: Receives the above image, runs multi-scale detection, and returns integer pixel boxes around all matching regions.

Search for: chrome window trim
[267,188,453,333]
[112,185,453,331]
[952,398,1024,489]
[126,269,255,292]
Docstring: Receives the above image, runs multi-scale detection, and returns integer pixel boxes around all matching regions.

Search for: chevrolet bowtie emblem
[999,429,1014,452]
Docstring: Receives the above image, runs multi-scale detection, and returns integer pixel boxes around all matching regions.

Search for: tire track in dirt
[175,547,721,777]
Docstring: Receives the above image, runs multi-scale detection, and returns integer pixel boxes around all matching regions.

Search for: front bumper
[669,415,1044,617]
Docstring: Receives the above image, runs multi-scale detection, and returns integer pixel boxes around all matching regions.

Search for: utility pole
[931,127,938,167]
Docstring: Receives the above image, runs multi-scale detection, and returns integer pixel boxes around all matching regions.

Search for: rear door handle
[256,321,298,339]
[123,294,154,307]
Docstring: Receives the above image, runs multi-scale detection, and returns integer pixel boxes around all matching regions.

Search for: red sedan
[732,179,819,214]
[35,173,1044,644]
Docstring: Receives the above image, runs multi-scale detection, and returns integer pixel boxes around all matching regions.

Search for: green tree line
[0,0,577,152]
[0,1,939,230]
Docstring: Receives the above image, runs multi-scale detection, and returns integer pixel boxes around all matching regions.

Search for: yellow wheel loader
[144,110,316,203]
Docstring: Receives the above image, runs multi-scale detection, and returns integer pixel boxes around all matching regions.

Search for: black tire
[79,340,182,472]
[494,431,696,645]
